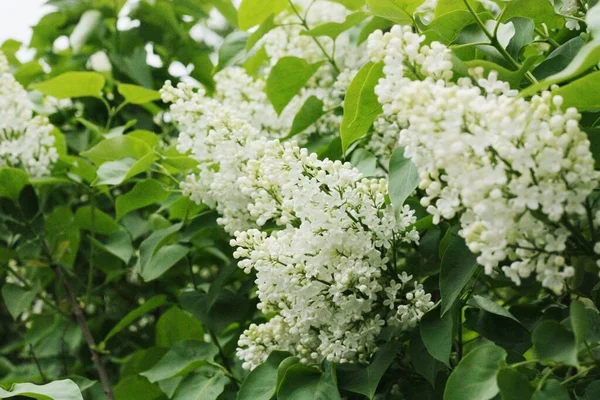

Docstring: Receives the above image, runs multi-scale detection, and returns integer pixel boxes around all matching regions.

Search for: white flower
[0,51,58,177]
[163,78,433,369]
[369,27,600,293]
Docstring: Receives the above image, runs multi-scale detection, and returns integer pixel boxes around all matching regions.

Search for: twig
[29,344,47,383]
[53,264,115,400]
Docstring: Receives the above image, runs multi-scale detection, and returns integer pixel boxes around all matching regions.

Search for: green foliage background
[1,0,600,399]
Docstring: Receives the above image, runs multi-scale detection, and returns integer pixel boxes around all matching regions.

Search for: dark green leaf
[238,351,291,400]
[337,342,399,399]
[420,304,456,366]
[1,283,38,320]
[444,344,507,400]
[439,234,478,316]
[172,372,229,400]
[277,362,341,400]
[156,306,205,347]
[116,180,169,220]
[497,368,534,400]
[103,295,168,344]
[288,96,325,137]
[531,380,570,400]
[532,320,579,367]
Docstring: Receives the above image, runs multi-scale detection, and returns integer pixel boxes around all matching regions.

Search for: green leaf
[439,234,478,316]
[388,147,419,209]
[434,0,479,17]
[46,206,80,267]
[340,61,384,153]
[141,340,219,383]
[409,330,442,386]
[532,320,579,367]
[111,47,154,88]
[496,368,534,400]
[499,0,562,29]
[464,304,531,353]
[267,57,324,115]
[277,362,341,400]
[93,229,133,264]
[366,0,414,24]
[301,12,368,40]
[1,283,38,320]
[238,0,287,30]
[113,376,165,400]
[75,206,120,235]
[337,342,399,399]
[238,351,291,400]
[140,244,189,282]
[533,37,585,80]
[522,39,600,96]
[0,379,83,400]
[246,15,276,50]
[70,10,102,54]
[81,136,152,164]
[103,295,168,344]
[216,31,249,72]
[420,304,456,366]
[156,306,205,347]
[116,180,169,220]
[31,72,105,99]
[506,17,534,60]
[288,96,325,137]
[330,0,366,10]
[138,222,183,276]
[172,372,229,400]
[553,71,600,112]
[467,295,520,323]
[583,381,600,400]
[350,149,377,177]
[118,84,161,104]
[276,357,301,392]
[531,380,570,400]
[422,10,474,44]
[444,344,507,400]
[0,167,29,201]
[570,300,591,346]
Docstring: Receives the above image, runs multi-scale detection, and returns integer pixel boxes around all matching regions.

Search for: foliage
[1,0,600,399]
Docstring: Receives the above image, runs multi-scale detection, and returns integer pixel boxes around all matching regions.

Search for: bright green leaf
[116,180,169,220]
[238,0,287,30]
[340,61,384,153]
[366,0,415,24]
[301,12,368,40]
[118,84,161,104]
[288,95,325,138]
[0,167,29,201]
[0,379,83,400]
[553,71,600,112]
[267,56,324,114]
[31,72,105,99]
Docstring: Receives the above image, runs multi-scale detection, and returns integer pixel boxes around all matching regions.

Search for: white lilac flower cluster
[369,26,599,293]
[0,51,58,177]
[200,1,369,143]
[162,80,433,370]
